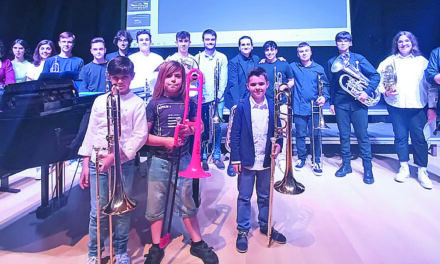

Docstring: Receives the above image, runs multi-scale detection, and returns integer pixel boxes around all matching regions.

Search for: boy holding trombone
[230,67,286,253]
[78,56,148,264]
[290,42,329,175]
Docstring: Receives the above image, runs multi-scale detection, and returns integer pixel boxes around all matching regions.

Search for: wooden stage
[1,152,440,264]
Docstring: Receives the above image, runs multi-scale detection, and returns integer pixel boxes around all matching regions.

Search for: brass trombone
[310,74,328,168]
[93,83,138,263]
[267,70,305,246]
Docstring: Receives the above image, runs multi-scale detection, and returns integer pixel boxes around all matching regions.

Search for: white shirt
[195,50,228,103]
[246,96,269,170]
[78,91,148,163]
[26,62,45,81]
[377,54,438,108]
[166,52,198,73]
[129,51,164,91]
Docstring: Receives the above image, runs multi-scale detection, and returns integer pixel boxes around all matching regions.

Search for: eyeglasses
[118,39,129,43]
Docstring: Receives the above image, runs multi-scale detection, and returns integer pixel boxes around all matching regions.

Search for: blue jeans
[88,160,135,257]
[294,114,322,163]
[387,105,428,167]
[237,167,270,232]
[201,101,224,160]
[145,154,197,221]
[335,105,372,165]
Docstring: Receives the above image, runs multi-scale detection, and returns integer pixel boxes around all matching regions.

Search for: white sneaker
[87,256,97,264]
[116,253,131,264]
[418,168,433,189]
[394,165,410,182]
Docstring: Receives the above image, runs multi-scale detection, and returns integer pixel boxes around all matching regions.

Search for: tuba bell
[331,53,380,107]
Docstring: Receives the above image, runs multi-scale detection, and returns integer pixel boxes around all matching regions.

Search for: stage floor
[1,154,440,264]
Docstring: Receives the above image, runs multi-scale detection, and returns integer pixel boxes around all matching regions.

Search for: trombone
[207,60,224,162]
[310,73,328,168]
[267,70,305,246]
[93,83,138,263]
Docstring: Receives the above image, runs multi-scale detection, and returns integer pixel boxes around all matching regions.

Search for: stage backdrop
[1,0,440,68]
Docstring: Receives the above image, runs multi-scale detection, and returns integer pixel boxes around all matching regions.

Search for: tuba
[331,53,380,107]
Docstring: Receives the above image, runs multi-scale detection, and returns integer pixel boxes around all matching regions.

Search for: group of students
[4,27,440,263]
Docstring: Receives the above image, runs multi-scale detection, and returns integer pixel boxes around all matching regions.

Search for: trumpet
[179,69,211,179]
[331,53,380,107]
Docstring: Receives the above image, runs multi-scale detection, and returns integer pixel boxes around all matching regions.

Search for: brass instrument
[92,146,106,264]
[381,64,397,92]
[50,56,60,72]
[310,74,328,168]
[267,77,305,245]
[267,137,277,246]
[207,59,224,162]
[102,84,138,215]
[273,86,305,195]
[224,105,237,153]
[331,53,380,107]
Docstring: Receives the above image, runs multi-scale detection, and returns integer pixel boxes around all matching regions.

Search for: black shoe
[260,227,287,244]
[202,160,209,171]
[144,246,164,264]
[363,169,374,184]
[335,163,352,177]
[190,240,219,264]
[236,231,248,253]
[213,159,225,170]
[227,163,236,176]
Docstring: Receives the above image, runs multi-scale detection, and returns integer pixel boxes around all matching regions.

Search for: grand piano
[0,79,98,219]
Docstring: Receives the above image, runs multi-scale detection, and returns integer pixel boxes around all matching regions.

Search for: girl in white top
[11,39,31,83]
[377,31,438,189]
[26,40,56,81]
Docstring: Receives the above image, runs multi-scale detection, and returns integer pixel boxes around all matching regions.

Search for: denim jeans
[387,105,428,167]
[201,101,224,160]
[145,153,197,221]
[237,167,270,232]
[88,160,135,257]
[294,114,322,163]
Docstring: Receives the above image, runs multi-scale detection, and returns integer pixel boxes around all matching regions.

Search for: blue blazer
[230,95,282,168]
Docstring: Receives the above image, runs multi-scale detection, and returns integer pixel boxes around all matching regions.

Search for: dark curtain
[1,0,440,67]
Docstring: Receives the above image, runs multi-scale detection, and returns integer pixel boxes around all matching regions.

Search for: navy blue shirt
[146,96,196,160]
[258,58,294,102]
[78,62,107,93]
[290,61,330,115]
[42,55,84,74]
[105,49,137,61]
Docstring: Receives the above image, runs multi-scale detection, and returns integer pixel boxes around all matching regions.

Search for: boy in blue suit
[230,67,286,253]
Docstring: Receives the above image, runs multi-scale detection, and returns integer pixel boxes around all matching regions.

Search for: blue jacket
[230,95,282,168]
[425,47,440,89]
[225,53,259,109]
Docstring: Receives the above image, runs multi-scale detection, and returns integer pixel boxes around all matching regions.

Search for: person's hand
[178,124,193,138]
[97,153,115,173]
[316,96,326,107]
[271,144,281,159]
[428,109,437,123]
[330,105,335,114]
[79,166,90,189]
[385,88,398,97]
[163,137,175,150]
[233,163,241,174]
[357,91,369,102]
